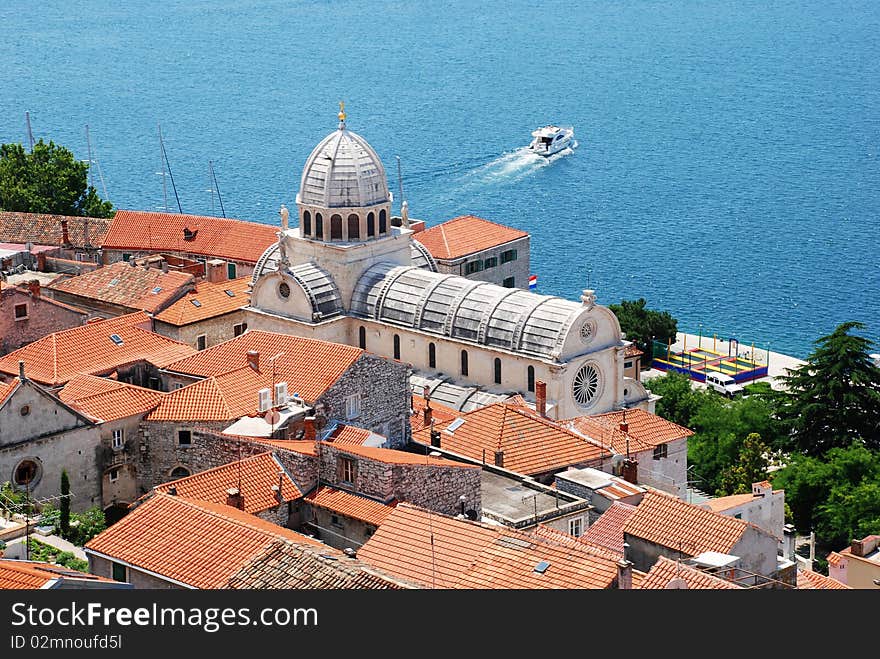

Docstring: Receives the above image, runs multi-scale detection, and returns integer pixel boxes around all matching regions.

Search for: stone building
[58,374,165,514]
[701,480,786,548]
[0,371,102,513]
[0,211,112,263]
[413,214,530,289]
[243,110,653,420]
[45,260,194,319]
[0,311,195,390]
[100,210,279,279]
[0,280,87,355]
[152,274,251,351]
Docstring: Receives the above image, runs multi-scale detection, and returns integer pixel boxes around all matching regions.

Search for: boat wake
[465,140,577,185]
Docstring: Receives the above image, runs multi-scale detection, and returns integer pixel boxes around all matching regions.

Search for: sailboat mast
[86,124,94,190]
[25,111,35,150]
[210,160,226,218]
[158,124,168,212]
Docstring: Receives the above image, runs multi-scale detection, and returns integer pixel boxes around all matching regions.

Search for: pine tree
[777,321,880,456]
[59,469,70,539]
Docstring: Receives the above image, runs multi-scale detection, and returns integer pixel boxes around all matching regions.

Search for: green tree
[59,470,71,539]
[0,140,114,217]
[717,433,770,496]
[69,507,106,545]
[776,321,880,456]
[608,298,677,367]
[648,370,711,428]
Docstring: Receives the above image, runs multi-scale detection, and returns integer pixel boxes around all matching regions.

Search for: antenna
[25,111,35,150]
[209,160,226,218]
[158,124,182,213]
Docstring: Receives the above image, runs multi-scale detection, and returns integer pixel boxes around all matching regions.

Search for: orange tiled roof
[530,524,623,562]
[305,486,397,526]
[358,504,620,589]
[241,438,319,456]
[0,379,18,408]
[413,215,528,260]
[59,374,164,422]
[702,492,758,513]
[102,210,279,264]
[162,330,363,402]
[323,442,479,469]
[623,491,751,556]
[154,276,250,326]
[325,424,375,446]
[0,559,118,589]
[147,366,269,421]
[85,493,325,589]
[0,312,196,386]
[413,402,611,476]
[639,556,742,589]
[47,261,194,313]
[826,551,844,567]
[0,211,112,247]
[410,394,459,433]
[581,501,639,556]
[624,344,644,358]
[568,407,693,455]
[153,452,302,514]
[797,569,850,589]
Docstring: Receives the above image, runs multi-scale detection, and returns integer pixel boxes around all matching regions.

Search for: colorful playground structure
[651,334,769,384]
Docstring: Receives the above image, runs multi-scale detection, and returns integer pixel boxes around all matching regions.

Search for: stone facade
[153,310,249,352]
[87,554,182,589]
[102,249,256,279]
[302,506,378,550]
[431,235,531,290]
[0,284,87,355]
[97,417,143,509]
[0,379,102,512]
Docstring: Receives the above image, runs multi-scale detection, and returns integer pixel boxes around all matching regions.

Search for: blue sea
[1,0,878,359]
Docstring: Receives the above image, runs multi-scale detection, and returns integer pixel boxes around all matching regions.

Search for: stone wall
[88,554,182,589]
[301,506,376,551]
[136,421,230,493]
[153,310,248,352]
[433,235,531,290]
[319,354,411,448]
[0,287,87,355]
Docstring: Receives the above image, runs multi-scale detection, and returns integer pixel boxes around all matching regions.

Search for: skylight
[534,560,550,574]
[190,299,202,307]
[151,286,163,294]
[445,417,466,433]
[108,279,119,287]
[224,290,236,297]
[109,334,124,346]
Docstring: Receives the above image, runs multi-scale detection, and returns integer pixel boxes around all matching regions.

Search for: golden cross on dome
[338,101,346,122]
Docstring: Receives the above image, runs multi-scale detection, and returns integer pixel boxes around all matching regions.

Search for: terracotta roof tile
[85,493,324,589]
[48,261,194,313]
[325,424,376,446]
[623,491,751,556]
[154,276,250,326]
[530,524,623,562]
[0,559,118,589]
[414,215,528,260]
[581,502,639,555]
[153,452,301,513]
[223,539,415,589]
[147,365,268,421]
[0,379,18,408]
[162,330,362,402]
[0,211,112,247]
[237,438,319,456]
[410,395,459,433]
[414,402,611,476]
[624,344,644,358]
[702,493,759,513]
[103,211,278,264]
[323,442,478,468]
[305,486,397,526]
[0,312,196,386]
[826,551,844,567]
[568,407,693,454]
[358,504,620,589]
[639,556,742,589]
[797,569,850,589]
[59,374,164,422]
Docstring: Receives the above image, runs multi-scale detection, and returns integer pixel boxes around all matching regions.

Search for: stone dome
[298,126,390,209]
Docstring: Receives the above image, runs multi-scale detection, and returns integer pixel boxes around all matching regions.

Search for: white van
[704,371,744,398]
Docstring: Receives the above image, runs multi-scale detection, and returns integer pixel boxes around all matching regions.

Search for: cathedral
[244,107,652,420]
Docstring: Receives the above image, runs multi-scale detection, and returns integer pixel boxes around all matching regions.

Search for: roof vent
[534,560,550,574]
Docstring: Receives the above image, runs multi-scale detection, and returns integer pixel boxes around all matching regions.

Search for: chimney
[617,559,633,590]
[206,259,228,283]
[18,360,26,381]
[423,399,432,428]
[246,349,260,371]
[60,219,71,246]
[302,416,317,442]
[851,539,864,558]
[430,427,441,448]
[168,485,177,496]
[494,450,504,468]
[226,487,245,511]
[621,457,638,485]
[535,380,547,417]
[36,252,46,271]
[27,280,40,298]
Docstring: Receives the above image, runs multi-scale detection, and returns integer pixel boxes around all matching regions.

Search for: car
[704,371,744,398]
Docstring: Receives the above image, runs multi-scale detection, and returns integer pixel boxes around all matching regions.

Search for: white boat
[528,125,574,156]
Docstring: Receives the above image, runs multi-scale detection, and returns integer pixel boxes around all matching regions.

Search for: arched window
[303,210,311,236]
[379,209,387,234]
[315,213,324,240]
[330,214,343,240]
[393,334,401,360]
[428,342,436,368]
[367,212,375,237]
[527,365,535,392]
[494,358,502,384]
[358,326,366,350]
[348,214,360,240]
[461,350,468,376]
[169,466,190,479]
